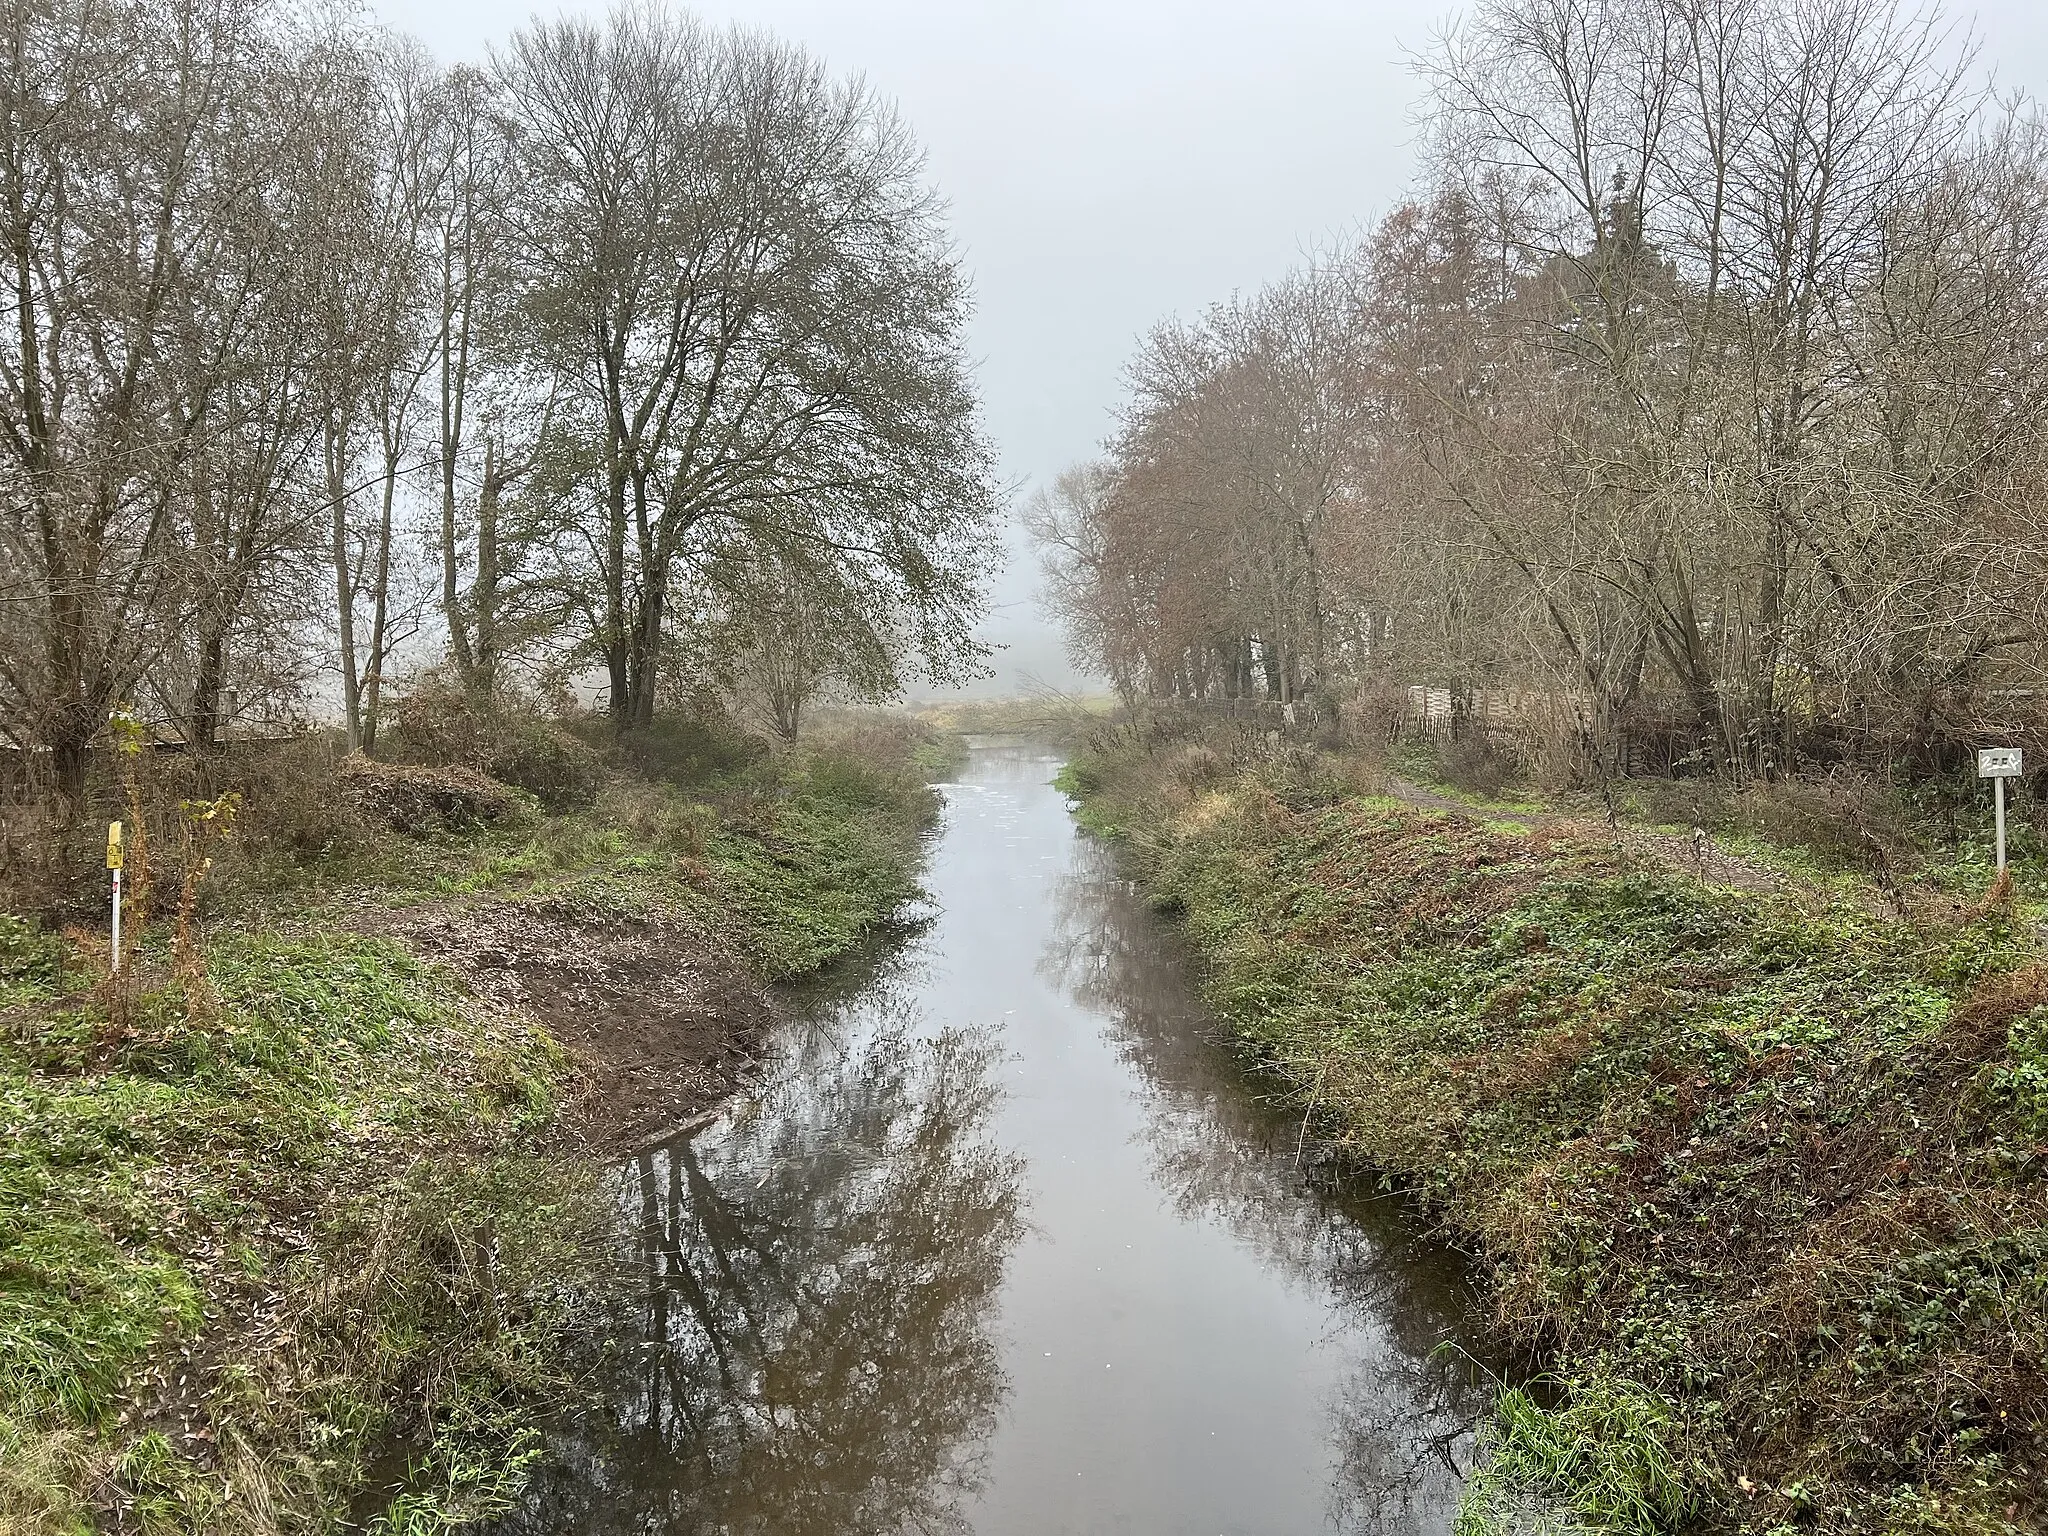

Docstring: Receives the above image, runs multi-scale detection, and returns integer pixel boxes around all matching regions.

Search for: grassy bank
[0,711,951,1534]
[1062,726,2047,1535]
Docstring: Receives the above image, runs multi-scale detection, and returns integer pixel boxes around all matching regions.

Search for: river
[502,739,1491,1535]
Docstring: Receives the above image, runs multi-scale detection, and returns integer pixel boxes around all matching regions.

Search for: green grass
[692,765,934,978]
[1456,1376,1704,1536]
[1063,733,2048,1536]
[1,921,593,1533]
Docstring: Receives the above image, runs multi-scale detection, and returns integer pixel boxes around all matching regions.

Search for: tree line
[0,0,997,797]
[1031,0,2048,780]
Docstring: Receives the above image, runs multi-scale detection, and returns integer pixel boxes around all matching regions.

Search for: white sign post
[1978,747,2024,874]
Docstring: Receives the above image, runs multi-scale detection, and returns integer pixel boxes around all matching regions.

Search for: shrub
[1434,734,1518,798]
[1622,767,1920,876]
[0,914,65,1004]
[596,779,718,859]
[386,681,604,809]
[617,710,767,786]
[1164,740,1229,794]
[1731,769,1916,869]
[233,734,374,860]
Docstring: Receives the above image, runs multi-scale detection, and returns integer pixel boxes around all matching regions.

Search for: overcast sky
[367,0,2048,695]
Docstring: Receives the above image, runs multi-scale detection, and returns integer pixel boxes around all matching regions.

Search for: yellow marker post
[107,821,123,971]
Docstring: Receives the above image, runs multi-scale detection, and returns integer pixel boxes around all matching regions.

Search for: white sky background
[368,0,2048,698]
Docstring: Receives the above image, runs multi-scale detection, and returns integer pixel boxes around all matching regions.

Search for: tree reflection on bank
[1043,838,1496,1533]
[505,979,1024,1536]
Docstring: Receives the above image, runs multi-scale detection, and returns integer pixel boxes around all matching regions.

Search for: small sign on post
[1977,748,2024,874]
[106,821,123,971]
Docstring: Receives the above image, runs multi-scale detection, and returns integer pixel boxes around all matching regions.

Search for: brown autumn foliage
[1031,0,2048,786]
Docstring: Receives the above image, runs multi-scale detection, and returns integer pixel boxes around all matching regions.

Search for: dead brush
[1965,864,2017,920]
[1946,960,2048,1055]
[1717,1191,2048,1504]
[230,734,374,862]
[1453,1023,1600,1108]
[0,1421,98,1533]
[337,756,519,834]
[1341,808,1555,943]
[1322,750,1388,799]
[596,777,717,860]
[169,792,239,1012]
[1162,740,1228,796]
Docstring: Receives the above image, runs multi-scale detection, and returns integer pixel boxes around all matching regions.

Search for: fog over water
[369,0,2048,695]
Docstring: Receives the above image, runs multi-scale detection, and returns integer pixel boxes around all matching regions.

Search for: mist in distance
[373,0,2048,697]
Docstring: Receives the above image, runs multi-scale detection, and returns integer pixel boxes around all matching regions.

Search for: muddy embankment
[377,899,773,1149]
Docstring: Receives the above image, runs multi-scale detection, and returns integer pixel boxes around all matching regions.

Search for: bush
[1433,734,1518,798]
[1163,740,1229,794]
[0,792,78,916]
[596,779,718,859]
[386,681,604,809]
[617,711,768,786]
[1621,767,1920,875]
[233,734,375,860]
[796,714,934,790]
[0,914,65,1002]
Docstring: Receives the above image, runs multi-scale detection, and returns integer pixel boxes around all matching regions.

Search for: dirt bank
[374,898,774,1150]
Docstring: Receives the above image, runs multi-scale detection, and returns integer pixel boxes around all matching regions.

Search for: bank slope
[0,718,949,1534]
[1062,745,2047,1536]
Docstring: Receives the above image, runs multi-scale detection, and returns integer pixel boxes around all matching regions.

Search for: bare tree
[308,39,443,755]
[1034,0,2048,781]
[425,64,555,704]
[497,8,996,733]
[0,0,322,789]
[0,0,1000,831]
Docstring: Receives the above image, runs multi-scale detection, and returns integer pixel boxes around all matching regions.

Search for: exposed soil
[369,897,773,1150]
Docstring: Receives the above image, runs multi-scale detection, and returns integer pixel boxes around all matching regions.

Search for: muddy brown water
[500,739,1494,1536]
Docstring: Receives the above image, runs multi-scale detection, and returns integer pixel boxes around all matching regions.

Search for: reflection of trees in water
[1044,838,1492,1534]
[506,980,1025,1536]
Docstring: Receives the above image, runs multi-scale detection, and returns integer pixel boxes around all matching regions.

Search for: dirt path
[1382,774,1795,896]
[364,898,772,1150]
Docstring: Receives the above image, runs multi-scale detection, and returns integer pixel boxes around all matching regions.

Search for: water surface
[507,740,1488,1535]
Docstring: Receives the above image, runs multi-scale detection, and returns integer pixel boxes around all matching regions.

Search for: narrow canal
[506,739,1491,1535]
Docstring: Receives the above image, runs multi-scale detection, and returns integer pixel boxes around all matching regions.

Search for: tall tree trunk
[440,246,478,695]
[441,465,475,694]
[604,463,631,732]
[328,425,364,755]
[475,438,501,700]
[360,448,398,755]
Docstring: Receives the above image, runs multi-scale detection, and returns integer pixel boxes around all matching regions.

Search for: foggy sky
[368,0,2048,697]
